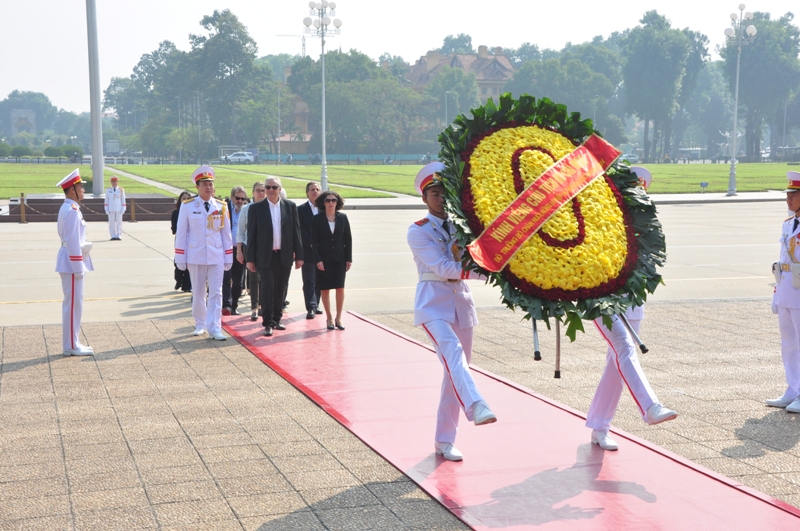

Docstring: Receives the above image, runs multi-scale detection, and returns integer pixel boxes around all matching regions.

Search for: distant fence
[2,196,175,223]
[0,155,437,166]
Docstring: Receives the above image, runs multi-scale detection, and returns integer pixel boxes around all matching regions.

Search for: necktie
[204,201,210,212]
[442,219,450,235]
[794,218,799,232]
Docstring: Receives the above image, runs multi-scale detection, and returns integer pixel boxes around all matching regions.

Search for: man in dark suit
[298,181,322,319]
[223,185,248,315]
[246,177,304,336]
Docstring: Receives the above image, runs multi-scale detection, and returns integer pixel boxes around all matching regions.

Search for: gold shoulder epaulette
[182,197,194,204]
[414,218,430,226]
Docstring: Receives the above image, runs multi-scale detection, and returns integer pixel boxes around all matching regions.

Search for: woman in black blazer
[311,190,352,330]
[171,191,193,292]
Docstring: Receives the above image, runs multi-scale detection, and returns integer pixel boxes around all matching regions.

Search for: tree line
[2,9,799,163]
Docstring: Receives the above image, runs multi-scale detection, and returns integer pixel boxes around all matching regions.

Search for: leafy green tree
[190,10,258,145]
[44,145,63,157]
[684,61,731,157]
[11,145,32,158]
[0,142,10,157]
[621,11,690,162]
[439,34,475,55]
[256,53,299,82]
[0,91,58,137]
[669,29,709,157]
[503,43,541,67]
[720,12,800,157]
[424,65,479,124]
[378,53,411,80]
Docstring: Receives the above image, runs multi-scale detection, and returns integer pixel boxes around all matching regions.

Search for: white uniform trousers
[60,273,84,351]
[422,317,484,444]
[107,211,123,239]
[778,307,800,400]
[586,315,658,430]
[187,263,224,335]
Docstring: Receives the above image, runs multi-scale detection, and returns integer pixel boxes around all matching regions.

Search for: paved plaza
[2,198,799,529]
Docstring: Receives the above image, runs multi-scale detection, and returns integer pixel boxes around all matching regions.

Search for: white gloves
[224,263,232,271]
[74,272,84,279]
[772,303,779,315]
[176,263,187,271]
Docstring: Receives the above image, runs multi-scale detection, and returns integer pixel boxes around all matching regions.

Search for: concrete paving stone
[349,464,409,484]
[227,491,309,517]
[63,441,131,462]
[663,441,728,461]
[188,432,257,449]
[319,437,378,455]
[0,494,70,520]
[178,421,246,438]
[333,450,397,470]
[59,417,122,435]
[205,458,280,480]
[247,427,315,444]
[282,468,362,491]
[68,469,143,494]
[390,499,474,529]
[736,473,799,496]
[0,433,62,450]
[145,479,223,504]
[240,511,324,531]
[72,505,158,531]
[66,456,137,477]
[133,450,204,470]
[272,453,350,475]
[0,514,73,530]
[152,498,238,527]
[315,505,409,531]
[298,485,382,509]
[257,439,328,458]
[0,461,66,482]
[137,464,213,486]
[0,476,68,501]
[0,447,65,467]
[197,444,267,464]
[128,437,194,455]
[215,473,296,498]
[71,486,150,513]
[122,423,187,441]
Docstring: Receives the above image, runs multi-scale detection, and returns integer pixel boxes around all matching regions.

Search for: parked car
[619,153,639,164]
[225,152,254,164]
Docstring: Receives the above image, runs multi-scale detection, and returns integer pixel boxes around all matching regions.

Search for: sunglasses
[233,196,247,201]
[265,185,280,190]
[324,198,338,203]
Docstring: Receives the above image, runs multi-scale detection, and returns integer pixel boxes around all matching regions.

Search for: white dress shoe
[766,397,795,408]
[645,403,678,425]
[192,328,206,336]
[434,442,463,461]
[591,429,619,451]
[472,400,497,426]
[76,344,94,353]
[786,398,800,413]
[211,332,227,341]
[63,346,94,356]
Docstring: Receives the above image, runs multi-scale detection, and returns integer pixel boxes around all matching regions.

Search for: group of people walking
[169,167,353,339]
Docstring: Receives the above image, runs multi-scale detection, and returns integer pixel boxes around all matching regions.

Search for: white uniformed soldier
[104,175,126,240]
[768,171,800,412]
[174,166,233,341]
[407,162,496,462]
[587,167,677,450]
[56,169,94,356]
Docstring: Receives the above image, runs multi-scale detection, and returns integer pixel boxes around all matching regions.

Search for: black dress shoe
[274,322,286,331]
[306,310,315,320]
[230,308,240,316]
[174,281,181,290]
[315,308,323,315]
[222,307,231,316]
[264,326,273,336]
[335,321,345,331]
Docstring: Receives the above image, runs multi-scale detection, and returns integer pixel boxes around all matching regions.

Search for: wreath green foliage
[437,93,666,340]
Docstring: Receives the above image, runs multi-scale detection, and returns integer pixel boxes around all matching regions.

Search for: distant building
[407,45,515,101]
[11,109,36,135]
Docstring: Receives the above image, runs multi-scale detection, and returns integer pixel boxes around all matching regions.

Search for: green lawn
[109,164,396,199]
[0,163,171,199]
[638,162,795,193]
[223,165,418,195]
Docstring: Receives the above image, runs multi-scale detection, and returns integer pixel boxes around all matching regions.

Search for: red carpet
[224,312,800,530]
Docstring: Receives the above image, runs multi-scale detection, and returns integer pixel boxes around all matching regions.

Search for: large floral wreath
[438,94,666,339]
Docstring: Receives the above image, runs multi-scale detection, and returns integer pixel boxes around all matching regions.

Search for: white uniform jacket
[174,197,233,267]
[774,216,800,309]
[56,199,94,274]
[104,187,126,213]
[407,213,482,327]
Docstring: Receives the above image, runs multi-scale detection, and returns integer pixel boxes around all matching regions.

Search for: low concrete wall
[1,197,177,223]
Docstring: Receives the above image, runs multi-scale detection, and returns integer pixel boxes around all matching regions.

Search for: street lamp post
[723,4,757,196]
[303,1,342,192]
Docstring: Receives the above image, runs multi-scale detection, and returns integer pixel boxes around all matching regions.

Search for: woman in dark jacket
[171,191,193,292]
[311,190,352,330]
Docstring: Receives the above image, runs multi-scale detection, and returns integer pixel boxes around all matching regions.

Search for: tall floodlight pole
[304,1,342,192]
[723,4,757,196]
[85,0,104,195]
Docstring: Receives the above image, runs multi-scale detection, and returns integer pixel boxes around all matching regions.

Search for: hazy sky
[1,0,795,114]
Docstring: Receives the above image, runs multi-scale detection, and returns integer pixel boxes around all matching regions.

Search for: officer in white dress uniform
[767,171,800,412]
[103,176,126,240]
[174,166,233,341]
[586,167,677,450]
[55,169,95,356]
[407,162,497,462]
